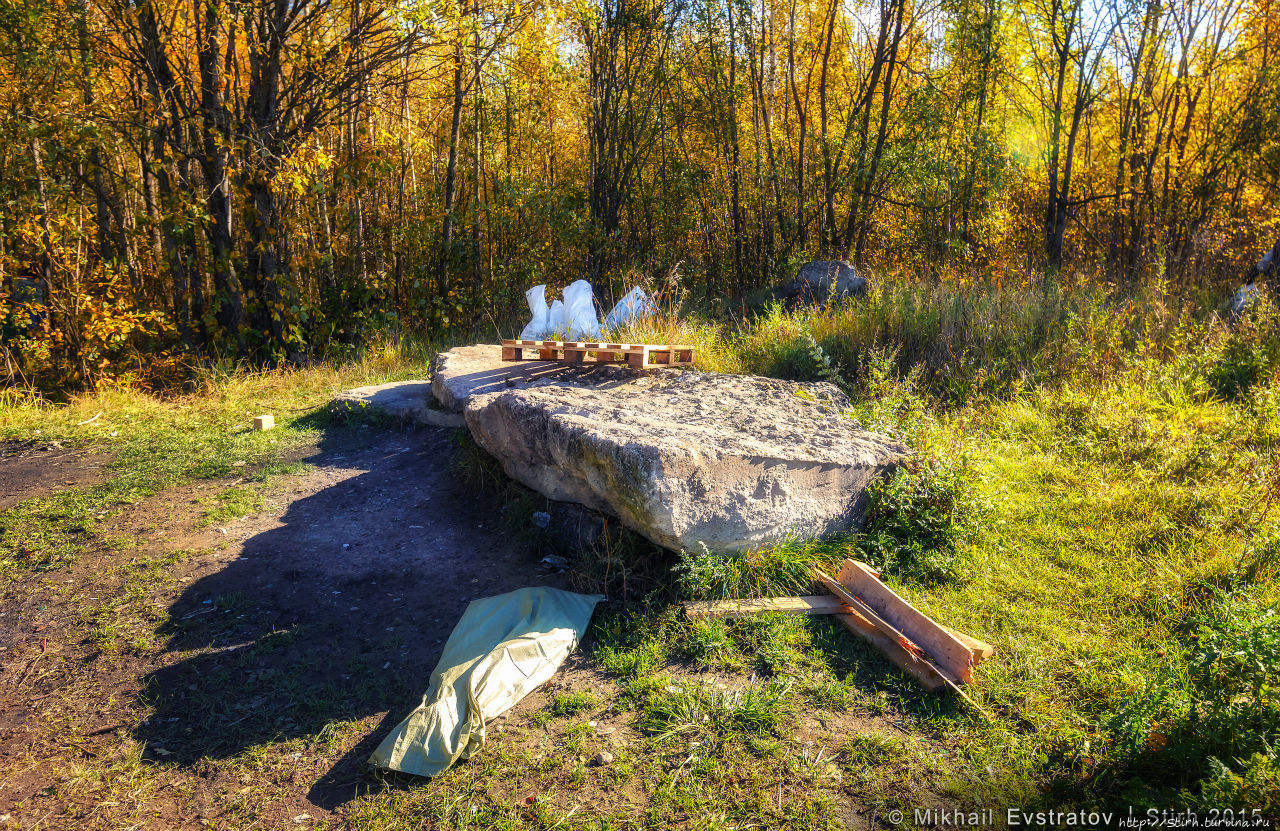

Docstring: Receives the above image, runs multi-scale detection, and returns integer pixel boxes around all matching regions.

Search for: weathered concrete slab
[464,367,908,554]
[431,344,571,413]
[334,381,465,428]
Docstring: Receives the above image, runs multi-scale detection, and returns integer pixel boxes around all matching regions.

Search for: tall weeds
[618,278,1273,405]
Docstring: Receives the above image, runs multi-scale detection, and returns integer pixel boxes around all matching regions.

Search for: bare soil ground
[0,423,578,829]
[0,441,113,512]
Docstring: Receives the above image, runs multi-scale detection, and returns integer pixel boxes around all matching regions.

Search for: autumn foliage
[0,0,1277,387]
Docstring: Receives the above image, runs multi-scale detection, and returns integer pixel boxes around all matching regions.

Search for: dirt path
[0,441,113,512]
[0,422,572,829]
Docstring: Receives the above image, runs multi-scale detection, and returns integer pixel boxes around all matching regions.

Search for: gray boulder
[462,365,907,554]
[1229,282,1263,319]
[779,260,868,305]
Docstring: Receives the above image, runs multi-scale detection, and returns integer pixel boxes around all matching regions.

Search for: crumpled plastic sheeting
[369,587,604,778]
[517,281,603,341]
[604,286,656,331]
[518,285,550,341]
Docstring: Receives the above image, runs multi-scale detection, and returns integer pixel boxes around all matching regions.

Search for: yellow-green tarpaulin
[370,586,604,777]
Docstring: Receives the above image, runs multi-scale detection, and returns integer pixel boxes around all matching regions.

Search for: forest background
[0,0,1278,387]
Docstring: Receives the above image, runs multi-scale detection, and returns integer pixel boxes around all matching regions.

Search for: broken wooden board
[683,590,994,666]
[683,595,847,619]
[833,609,949,691]
[837,559,976,684]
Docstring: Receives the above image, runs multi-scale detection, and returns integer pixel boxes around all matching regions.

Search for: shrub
[1106,592,1280,808]
[673,538,848,601]
[857,457,978,584]
[1209,334,1271,400]
[1208,307,1280,401]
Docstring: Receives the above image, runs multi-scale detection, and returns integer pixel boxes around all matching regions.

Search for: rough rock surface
[431,344,570,412]
[333,381,465,428]
[777,260,869,305]
[464,367,908,553]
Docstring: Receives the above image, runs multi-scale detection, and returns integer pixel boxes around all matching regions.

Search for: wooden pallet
[500,339,694,369]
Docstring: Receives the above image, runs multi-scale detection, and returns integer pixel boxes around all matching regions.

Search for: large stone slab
[463,367,908,553]
[432,344,571,412]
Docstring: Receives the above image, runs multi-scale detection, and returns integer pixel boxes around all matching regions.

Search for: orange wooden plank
[833,610,947,691]
[837,559,975,683]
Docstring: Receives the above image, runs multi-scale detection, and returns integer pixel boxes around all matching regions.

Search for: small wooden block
[253,414,275,431]
[501,345,521,360]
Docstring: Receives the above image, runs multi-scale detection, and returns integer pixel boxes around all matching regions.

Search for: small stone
[592,751,614,766]
[253,414,275,431]
[292,814,311,824]
[531,511,551,529]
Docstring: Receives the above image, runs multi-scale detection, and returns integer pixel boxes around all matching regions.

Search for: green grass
[602,288,1280,814]
[2,282,1278,825]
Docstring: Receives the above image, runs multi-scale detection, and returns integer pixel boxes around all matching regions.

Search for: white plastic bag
[546,299,566,338]
[518,285,550,341]
[561,280,603,340]
[604,286,656,331]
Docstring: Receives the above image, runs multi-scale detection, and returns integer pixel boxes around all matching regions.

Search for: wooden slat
[816,572,930,660]
[683,595,848,619]
[837,559,975,683]
[817,571,972,696]
[942,625,996,661]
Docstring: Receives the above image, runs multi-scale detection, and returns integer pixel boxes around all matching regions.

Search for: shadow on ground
[132,412,571,809]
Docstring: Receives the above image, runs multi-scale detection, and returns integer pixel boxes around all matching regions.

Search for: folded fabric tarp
[369,586,604,778]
